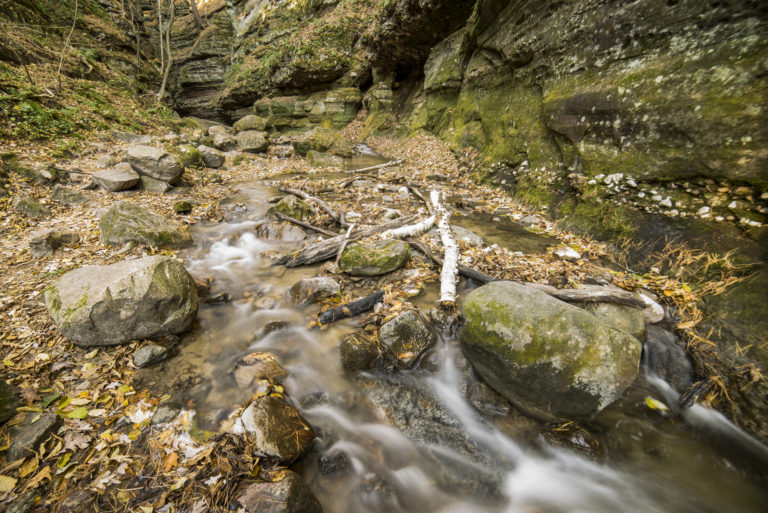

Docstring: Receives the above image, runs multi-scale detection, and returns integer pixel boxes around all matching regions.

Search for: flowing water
[136,170,768,513]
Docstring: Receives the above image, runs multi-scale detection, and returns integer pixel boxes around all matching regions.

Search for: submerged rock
[340,332,380,371]
[7,413,61,461]
[289,277,340,305]
[235,471,324,513]
[92,163,140,192]
[234,352,288,388]
[125,145,184,184]
[460,281,641,422]
[254,222,306,241]
[306,150,343,168]
[266,195,315,221]
[379,310,436,368]
[339,239,411,276]
[12,193,50,218]
[99,201,192,248]
[240,396,315,463]
[44,255,198,347]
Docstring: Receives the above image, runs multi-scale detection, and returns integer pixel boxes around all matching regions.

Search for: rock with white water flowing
[125,145,184,184]
[44,255,198,347]
[460,281,641,422]
[235,471,324,513]
[379,310,436,368]
[254,222,306,241]
[239,396,315,463]
[289,277,340,305]
[197,145,225,168]
[339,239,411,276]
[234,352,288,388]
[99,201,192,248]
[92,163,140,192]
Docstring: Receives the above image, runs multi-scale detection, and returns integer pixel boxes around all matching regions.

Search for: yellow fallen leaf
[163,452,178,472]
[645,396,669,412]
[19,457,38,478]
[56,453,71,469]
[84,349,99,359]
[169,476,187,491]
[67,407,88,419]
[24,466,51,490]
[0,475,17,493]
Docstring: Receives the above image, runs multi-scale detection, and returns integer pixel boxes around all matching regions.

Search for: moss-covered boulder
[99,201,192,248]
[174,144,204,168]
[266,195,315,221]
[339,239,411,276]
[44,255,198,347]
[292,127,353,157]
[126,145,185,184]
[460,281,641,422]
[12,193,50,218]
[233,115,268,133]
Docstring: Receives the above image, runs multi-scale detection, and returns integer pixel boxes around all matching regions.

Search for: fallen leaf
[169,475,187,491]
[67,407,88,419]
[0,475,17,493]
[20,386,41,403]
[24,465,51,490]
[163,452,178,472]
[63,431,91,452]
[645,396,669,412]
[19,457,38,478]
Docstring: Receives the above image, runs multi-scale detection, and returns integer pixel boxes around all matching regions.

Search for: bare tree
[156,0,175,101]
[188,0,203,32]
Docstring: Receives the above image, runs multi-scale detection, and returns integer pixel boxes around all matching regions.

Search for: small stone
[733,186,752,196]
[212,131,236,151]
[396,186,409,201]
[133,343,169,368]
[518,215,542,228]
[197,145,225,168]
[29,229,80,257]
[239,396,315,463]
[382,208,401,220]
[554,246,581,261]
[173,201,194,214]
[234,352,288,388]
[254,222,306,241]
[236,131,269,153]
[7,413,61,461]
[306,150,343,168]
[151,402,181,425]
[235,471,323,513]
[233,115,268,133]
[345,211,362,222]
[379,310,436,368]
[266,195,315,221]
[93,163,140,192]
[139,175,173,193]
[381,195,394,203]
[697,206,711,215]
[290,277,340,305]
[340,332,379,371]
[659,198,672,208]
[339,239,410,276]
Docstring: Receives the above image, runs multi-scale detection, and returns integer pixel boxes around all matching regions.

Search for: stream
[136,170,768,513]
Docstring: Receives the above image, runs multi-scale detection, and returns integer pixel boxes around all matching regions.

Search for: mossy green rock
[266,195,315,221]
[460,281,641,422]
[174,144,204,168]
[339,240,411,277]
[12,193,50,218]
[99,201,192,248]
[233,115,268,133]
[292,127,353,157]
[44,255,198,347]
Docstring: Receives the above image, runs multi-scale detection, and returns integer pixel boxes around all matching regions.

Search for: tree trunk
[188,0,204,32]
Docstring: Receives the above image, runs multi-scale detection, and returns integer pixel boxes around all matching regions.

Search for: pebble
[133,344,169,368]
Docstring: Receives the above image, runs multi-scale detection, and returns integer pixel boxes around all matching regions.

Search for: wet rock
[125,145,184,184]
[7,413,61,461]
[340,332,380,372]
[518,215,543,228]
[233,114,268,133]
[428,225,484,247]
[29,229,80,257]
[174,144,203,168]
[266,195,315,222]
[0,381,22,425]
[12,193,50,218]
[585,302,647,342]
[254,222,307,241]
[234,352,288,388]
[240,396,315,463]
[235,471,324,513]
[644,325,694,392]
[139,175,173,193]
[44,255,198,347]
[133,343,169,368]
[197,145,225,168]
[289,277,340,305]
[99,201,192,248]
[173,200,194,214]
[151,402,181,425]
[318,448,348,474]
[51,186,86,205]
[236,130,269,153]
[460,281,642,422]
[92,163,140,192]
[379,311,436,368]
[307,150,343,168]
[339,239,411,276]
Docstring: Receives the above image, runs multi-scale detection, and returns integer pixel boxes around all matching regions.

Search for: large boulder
[379,310,436,368]
[125,145,185,184]
[236,130,269,153]
[266,195,315,221]
[235,471,324,513]
[197,145,225,168]
[460,281,641,422]
[292,127,353,157]
[233,115,268,133]
[239,396,315,463]
[44,255,198,347]
[99,201,192,248]
[174,144,204,168]
[339,239,410,276]
[92,163,140,192]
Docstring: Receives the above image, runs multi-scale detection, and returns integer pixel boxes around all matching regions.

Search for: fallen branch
[278,186,347,227]
[406,239,647,309]
[334,223,356,268]
[274,213,338,237]
[382,216,435,239]
[338,175,432,214]
[276,215,419,267]
[319,291,384,325]
[351,159,405,174]
[431,190,458,305]
[405,182,434,215]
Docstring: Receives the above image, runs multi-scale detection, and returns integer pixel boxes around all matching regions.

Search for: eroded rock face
[44,255,198,347]
[240,396,315,463]
[125,145,185,184]
[460,281,641,422]
[339,239,411,276]
[99,201,192,248]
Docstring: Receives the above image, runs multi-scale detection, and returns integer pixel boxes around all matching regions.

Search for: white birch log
[381,216,435,239]
[431,189,458,304]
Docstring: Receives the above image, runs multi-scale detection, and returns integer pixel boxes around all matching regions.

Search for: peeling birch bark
[431,189,458,305]
[381,216,435,239]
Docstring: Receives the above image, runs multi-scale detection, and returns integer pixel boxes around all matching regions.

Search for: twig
[350,158,405,174]
[278,186,347,227]
[55,0,78,93]
[334,223,355,268]
[318,291,384,325]
[274,213,338,237]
